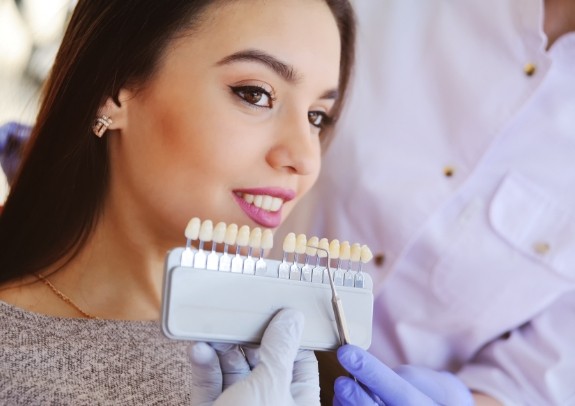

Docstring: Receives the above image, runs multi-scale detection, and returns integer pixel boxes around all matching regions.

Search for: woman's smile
[233,187,296,228]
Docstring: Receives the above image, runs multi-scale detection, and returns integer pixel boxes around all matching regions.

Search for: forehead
[165,0,341,79]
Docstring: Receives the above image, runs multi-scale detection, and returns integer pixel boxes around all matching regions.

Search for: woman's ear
[97,89,132,132]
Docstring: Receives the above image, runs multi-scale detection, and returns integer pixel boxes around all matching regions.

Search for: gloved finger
[332,394,343,406]
[187,342,223,405]
[0,121,31,185]
[242,345,260,369]
[292,350,318,383]
[337,345,434,405]
[334,376,384,406]
[0,121,32,145]
[211,309,306,406]
[395,365,473,406]
[210,343,251,390]
[258,308,304,370]
[254,308,305,391]
[291,350,319,404]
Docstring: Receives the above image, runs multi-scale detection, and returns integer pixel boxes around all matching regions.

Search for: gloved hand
[188,308,320,406]
[0,121,32,185]
[333,345,473,406]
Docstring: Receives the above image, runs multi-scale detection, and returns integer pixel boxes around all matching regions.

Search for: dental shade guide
[161,218,375,351]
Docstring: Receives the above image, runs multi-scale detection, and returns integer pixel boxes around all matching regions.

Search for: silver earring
[92,115,113,138]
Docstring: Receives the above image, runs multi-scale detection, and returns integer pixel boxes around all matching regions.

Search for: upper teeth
[241,193,284,212]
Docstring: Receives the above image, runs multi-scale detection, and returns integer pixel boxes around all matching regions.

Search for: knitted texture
[0,301,194,405]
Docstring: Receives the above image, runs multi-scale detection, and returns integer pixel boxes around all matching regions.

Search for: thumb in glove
[334,344,473,406]
[188,308,319,406]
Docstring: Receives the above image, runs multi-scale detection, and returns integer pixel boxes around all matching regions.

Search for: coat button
[374,253,386,267]
[533,242,550,255]
[524,63,536,76]
[443,166,455,177]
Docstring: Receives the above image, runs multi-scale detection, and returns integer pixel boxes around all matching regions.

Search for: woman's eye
[231,86,274,108]
[308,111,331,129]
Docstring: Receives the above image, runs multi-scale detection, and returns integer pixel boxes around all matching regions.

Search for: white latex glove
[188,308,320,406]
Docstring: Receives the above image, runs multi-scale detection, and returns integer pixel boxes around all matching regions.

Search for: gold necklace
[36,273,99,320]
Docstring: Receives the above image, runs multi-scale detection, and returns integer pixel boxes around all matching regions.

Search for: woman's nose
[265,108,320,176]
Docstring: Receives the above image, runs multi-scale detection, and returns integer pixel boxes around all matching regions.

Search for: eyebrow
[216,49,340,100]
[216,49,300,82]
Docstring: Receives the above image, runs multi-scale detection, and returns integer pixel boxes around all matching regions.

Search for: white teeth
[254,195,263,208]
[244,194,255,204]
[261,195,273,211]
[270,197,282,211]
[240,193,284,212]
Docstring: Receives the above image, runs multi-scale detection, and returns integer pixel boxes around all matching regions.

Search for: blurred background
[0,0,74,202]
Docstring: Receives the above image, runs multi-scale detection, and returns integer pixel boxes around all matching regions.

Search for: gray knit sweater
[0,301,193,405]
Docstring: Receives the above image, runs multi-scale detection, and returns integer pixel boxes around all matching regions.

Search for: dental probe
[308,244,350,346]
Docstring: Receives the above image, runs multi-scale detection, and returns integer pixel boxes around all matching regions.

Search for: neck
[44,211,169,321]
[544,0,575,49]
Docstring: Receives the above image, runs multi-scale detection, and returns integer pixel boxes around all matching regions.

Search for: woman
[0,0,355,404]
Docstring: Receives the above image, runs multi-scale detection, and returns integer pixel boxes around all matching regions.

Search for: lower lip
[233,194,283,228]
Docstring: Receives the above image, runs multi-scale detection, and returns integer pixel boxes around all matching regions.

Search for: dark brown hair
[0,0,355,284]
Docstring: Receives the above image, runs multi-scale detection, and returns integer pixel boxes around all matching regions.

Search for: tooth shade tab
[199,220,213,242]
[339,241,351,260]
[360,245,374,263]
[283,233,296,253]
[295,234,307,255]
[224,224,238,245]
[236,225,250,247]
[249,227,262,248]
[185,217,201,240]
[329,239,340,259]
[213,222,227,244]
[306,236,319,256]
[350,243,361,262]
[318,238,329,258]
[261,229,274,250]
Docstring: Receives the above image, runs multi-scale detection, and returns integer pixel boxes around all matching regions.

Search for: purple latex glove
[334,345,474,406]
[0,121,32,185]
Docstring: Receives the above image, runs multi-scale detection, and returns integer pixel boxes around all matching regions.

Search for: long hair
[0,0,355,284]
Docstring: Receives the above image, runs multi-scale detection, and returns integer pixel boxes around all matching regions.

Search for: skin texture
[0,0,341,321]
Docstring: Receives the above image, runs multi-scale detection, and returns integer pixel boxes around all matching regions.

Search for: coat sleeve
[457,291,575,405]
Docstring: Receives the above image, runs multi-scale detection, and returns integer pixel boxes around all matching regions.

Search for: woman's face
[108,0,341,244]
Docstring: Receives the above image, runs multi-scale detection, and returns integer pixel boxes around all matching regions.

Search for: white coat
[279,0,575,404]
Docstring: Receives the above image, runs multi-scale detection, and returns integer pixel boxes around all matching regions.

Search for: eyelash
[230,85,276,108]
[229,85,333,130]
[308,111,333,130]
